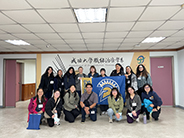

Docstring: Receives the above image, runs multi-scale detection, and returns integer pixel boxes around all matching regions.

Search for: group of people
[28,63,162,127]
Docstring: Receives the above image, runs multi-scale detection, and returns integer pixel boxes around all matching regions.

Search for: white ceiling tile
[162,37,184,42]
[79,23,105,32]
[121,43,137,47]
[0,25,29,33]
[23,24,54,33]
[27,0,69,8]
[139,7,180,21]
[150,30,177,37]
[43,48,58,51]
[52,45,70,49]
[82,33,104,38]
[165,45,182,49]
[103,46,118,50]
[171,30,184,37]
[139,43,155,47]
[0,13,16,25]
[85,39,103,43]
[0,30,6,34]
[132,21,164,31]
[12,33,40,40]
[0,34,18,40]
[105,32,128,38]
[150,0,184,6]
[159,21,184,30]
[69,0,109,8]
[123,38,144,43]
[36,33,61,39]
[26,40,47,45]
[133,46,150,49]
[65,39,84,44]
[59,33,82,39]
[108,7,144,22]
[0,0,32,10]
[73,47,87,51]
[38,9,76,23]
[88,47,103,51]
[106,22,134,31]
[104,39,122,43]
[171,10,184,20]
[56,47,73,51]
[127,31,152,38]
[44,39,66,44]
[3,10,45,24]
[103,43,120,47]
[87,44,103,47]
[149,46,166,49]
[51,24,79,32]
[118,46,134,50]
[111,0,150,6]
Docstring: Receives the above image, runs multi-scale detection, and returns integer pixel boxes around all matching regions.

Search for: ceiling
[0,0,184,52]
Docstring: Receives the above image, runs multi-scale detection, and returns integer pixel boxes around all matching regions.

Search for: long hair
[110,87,121,100]
[64,85,77,98]
[126,86,137,99]
[116,63,124,74]
[43,66,54,78]
[90,65,97,74]
[36,88,46,104]
[64,67,75,78]
[126,66,135,74]
[136,64,149,78]
[143,83,153,92]
[56,69,63,78]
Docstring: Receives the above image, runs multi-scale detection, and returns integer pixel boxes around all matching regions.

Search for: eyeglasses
[145,86,150,89]
[86,87,92,88]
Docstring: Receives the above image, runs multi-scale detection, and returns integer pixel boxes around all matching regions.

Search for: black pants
[100,105,108,112]
[142,106,161,120]
[64,108,80,123]
[47,118,54,127]
[137,87,144,99]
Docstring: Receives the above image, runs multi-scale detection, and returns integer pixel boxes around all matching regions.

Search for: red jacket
[27,96,47,122]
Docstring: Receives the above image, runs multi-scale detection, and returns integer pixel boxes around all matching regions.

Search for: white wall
[150,51,179,106]
[177,49,184,107]
[23,60,36,84]
[0,54,36,106]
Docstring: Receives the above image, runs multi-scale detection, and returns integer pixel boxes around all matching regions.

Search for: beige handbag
[44,98,60,119]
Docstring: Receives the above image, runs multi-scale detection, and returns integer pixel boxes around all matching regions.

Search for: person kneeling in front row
[80,83,98,122]
[107,87,124,123]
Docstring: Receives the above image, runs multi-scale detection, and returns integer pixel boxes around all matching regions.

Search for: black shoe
[81,119,85,123]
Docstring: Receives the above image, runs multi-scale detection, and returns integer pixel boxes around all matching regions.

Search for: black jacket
[110,69,124,76]
[39,74,54,93]
[54,76,64,92]
[45,97,62,118]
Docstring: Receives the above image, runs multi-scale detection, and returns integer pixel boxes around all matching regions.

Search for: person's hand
[84,107,90,114]
[52,115,55,118]
[116,113,120,119]
[132,111,137,116]
[124,74,128,79]
[55,110,57,113]
[75,105,78,108]
[150,104,154,107]
[152,108,157,112]
[38,110,43,114]
[79,77,82,80]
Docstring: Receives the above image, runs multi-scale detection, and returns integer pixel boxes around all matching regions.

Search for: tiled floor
[0,100,184,138]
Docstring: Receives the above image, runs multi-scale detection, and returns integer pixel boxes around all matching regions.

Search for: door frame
[3,58,36,107]
[150,56,175,107]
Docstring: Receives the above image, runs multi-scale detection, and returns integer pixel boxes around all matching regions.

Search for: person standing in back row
[64,67,76,91]
[110,63,125,76]
[39,66,54,99]
[136,64,152,98]
[88,66,99,78]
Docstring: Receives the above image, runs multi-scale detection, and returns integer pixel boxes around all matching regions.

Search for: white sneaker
[128,113,133,118]
[109,118,113,123]
[102,111,105,115]
[136,118,139,123]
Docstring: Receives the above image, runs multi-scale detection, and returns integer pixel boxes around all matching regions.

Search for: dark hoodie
[110,63,124,76]
[64,67,76,90]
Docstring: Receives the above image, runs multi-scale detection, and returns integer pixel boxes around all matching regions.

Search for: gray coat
[63,91,79,111]
[137,74,152,89]
[131,73,138,91]
[75,73,87,91]
[126,94,141,112]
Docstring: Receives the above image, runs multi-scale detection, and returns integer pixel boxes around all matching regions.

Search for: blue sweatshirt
[141,91,162,108]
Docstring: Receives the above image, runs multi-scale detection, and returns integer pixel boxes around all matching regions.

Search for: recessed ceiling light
[74,8,107,23]
[141,37,165,43]
[5,40,30,45]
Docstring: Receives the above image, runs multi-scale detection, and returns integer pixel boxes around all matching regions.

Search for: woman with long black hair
[39,66,54,99]
[54,69,65,103]
[125,66,138,92]
[107,87,124,123]
[88,65,99,78]
[64,67,76,91]
[136,64,152,97]
[63,85,80,123]
[110,63,124,76]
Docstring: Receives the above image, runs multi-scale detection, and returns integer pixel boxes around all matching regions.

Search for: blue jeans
[107,108,122,121]
[81,107,97,121]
